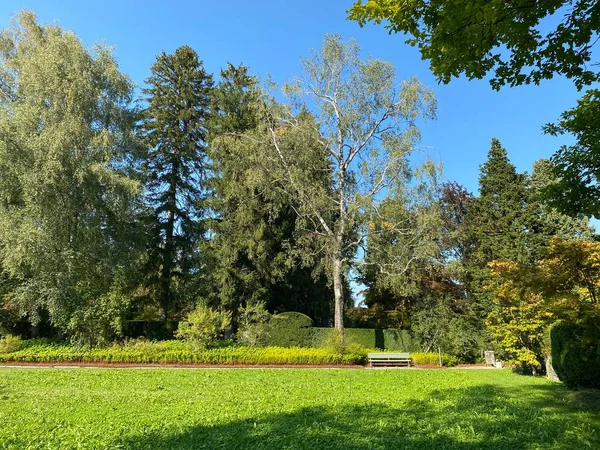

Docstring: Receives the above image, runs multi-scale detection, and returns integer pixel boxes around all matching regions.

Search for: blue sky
[0,1,582,194]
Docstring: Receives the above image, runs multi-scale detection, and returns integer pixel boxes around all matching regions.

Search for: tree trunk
[160,209,174,323]
[332,243,344,336]
[160,160,178,323]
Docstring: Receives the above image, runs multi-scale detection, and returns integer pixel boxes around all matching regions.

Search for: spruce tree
[205,65,333,327]
[466,138,529,314]
[140,46,213,321]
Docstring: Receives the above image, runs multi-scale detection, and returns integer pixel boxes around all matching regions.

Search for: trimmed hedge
[307,328,418,351]
[550,318,600,389]
[259,312,314,348]
[0,341,364,366]
[0,340,461,367]
[122,313,420,352]
[259,313,419,351]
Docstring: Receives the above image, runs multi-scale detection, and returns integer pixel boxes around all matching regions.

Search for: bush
[411,351,460,367]
[237,302,271,346]
[176,306,231,349]
[0,335,23,354]
[411,301,487,363]
[261,312,314,347]
[66,293,130,347]
[551,318,600,389]
[123,320,179,340]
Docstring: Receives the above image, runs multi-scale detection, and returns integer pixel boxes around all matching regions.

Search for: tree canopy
[348,0,600,217]
[0,11,140,343]
[348,0,600,90]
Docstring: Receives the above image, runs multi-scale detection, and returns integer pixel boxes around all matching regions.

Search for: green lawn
[0,368,598,449]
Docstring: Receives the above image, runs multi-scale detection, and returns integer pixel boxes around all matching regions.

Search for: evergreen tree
[205,66,334,326]
[466,138,529,314]
[139,46,213,321]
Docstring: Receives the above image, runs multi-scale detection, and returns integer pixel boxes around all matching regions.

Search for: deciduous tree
[241,35,437,336]
[348,0,600,216]
[0,11,140,343]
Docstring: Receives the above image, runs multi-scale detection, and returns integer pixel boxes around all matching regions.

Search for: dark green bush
[261,312,314,347]
[260,313,419,351]
[123,320,179,340]
[551,318,600,389]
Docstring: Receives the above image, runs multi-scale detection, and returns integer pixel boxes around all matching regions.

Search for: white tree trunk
[332,243,344,335]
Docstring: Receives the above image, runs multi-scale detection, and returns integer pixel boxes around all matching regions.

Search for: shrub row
[0,340,364,365]
[257,312,419,351]
[550,318,600,389]
[410,352,460,367]
[0,337,459,366]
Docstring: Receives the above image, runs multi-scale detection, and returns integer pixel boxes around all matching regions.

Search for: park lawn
[0,368,598,449]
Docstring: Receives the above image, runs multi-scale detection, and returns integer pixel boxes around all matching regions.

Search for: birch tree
[247,35,437,335]
[0,12,140,343]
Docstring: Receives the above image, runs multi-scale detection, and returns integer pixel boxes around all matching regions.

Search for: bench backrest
[368,352,410,359]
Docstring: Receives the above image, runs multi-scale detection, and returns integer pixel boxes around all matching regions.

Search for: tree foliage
[245,34,437,334]
[204,64,335,327]
[487,238,600,372]
[0,11,140,343]
[348,0,600,90]
[139,46,213,321]
[348,1,600,217]
[543,90,600,217]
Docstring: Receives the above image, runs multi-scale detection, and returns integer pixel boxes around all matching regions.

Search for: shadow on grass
[121,383,600,450]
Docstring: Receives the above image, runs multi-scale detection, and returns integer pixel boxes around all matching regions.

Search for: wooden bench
[367,352,411,368]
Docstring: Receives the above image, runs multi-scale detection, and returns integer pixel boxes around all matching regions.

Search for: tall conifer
[140,46,213,321]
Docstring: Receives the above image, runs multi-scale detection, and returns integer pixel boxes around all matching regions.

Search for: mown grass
[0,368,598,449]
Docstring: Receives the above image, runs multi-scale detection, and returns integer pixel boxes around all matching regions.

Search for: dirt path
[0,362,494,370]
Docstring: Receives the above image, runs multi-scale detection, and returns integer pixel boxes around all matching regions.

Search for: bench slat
[367,352,411,368]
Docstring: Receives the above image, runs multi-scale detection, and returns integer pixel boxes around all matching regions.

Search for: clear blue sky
[0,1,581,194]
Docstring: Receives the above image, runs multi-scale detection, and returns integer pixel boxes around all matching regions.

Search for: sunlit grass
[0,368,598,449]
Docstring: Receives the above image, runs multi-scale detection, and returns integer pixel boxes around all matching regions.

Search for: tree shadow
[119,383,600,449]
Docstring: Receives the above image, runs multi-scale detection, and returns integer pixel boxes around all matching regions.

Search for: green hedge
[260,314,419,351]
[0,340,461,367]
[0,340,364,366]
[259,312,314,348]
[550,318,600,389]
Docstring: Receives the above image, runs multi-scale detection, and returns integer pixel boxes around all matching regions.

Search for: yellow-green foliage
[0,335,22,354]
[410,352,460,367]
[487,238,600,373]
[0,340,462,366]
[0,341,364,365]
[176,306,231,349]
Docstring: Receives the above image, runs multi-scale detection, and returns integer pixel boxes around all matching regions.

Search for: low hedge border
[0,339,459,367]
[0,342,363,365]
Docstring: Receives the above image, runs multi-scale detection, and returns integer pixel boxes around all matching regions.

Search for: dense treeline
[0,12,597,373]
